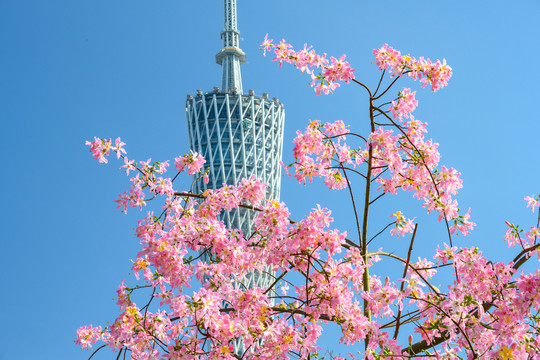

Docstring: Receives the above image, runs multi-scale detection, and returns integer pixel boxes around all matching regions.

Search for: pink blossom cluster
[504,221,524,248]
[401,257,436,302]
[289,119,353,190]
[389,88,418,121]
[422,246,540,358]
[289,116,474,234]
[86,137,207,214]
[373,44,452,92]
[505,220,539,257]
[79,137,540,359]
[78,174,384,358]
[174,150,206,175]
[114,159,174,213]
[449,208,475,236]
[75,325,104,349]
[390,211,415,237]
[85,137,126,163]
[362,276,402,317]
[79,40,540,358]
[81,142,420,357]
[369,121,474,233]
[261,35,355,95]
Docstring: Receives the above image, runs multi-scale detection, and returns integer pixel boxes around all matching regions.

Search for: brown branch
[394,224,418,339]
[351,78,373,97]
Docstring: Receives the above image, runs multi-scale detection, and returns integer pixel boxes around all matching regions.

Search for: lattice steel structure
[186,89,285,216]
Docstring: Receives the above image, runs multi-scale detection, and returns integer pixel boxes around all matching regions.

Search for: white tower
[185,0,285,354]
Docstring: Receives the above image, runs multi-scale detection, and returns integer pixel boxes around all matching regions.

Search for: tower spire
[216,0,245,93]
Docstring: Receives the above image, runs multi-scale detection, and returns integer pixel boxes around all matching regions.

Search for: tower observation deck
[184,2,285,352]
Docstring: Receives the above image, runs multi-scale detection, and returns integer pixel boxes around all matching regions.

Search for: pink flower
[114,191,130,213]
[260,33,273,56]
[75,325,103,349]
[155,160,169,174]
[280,161,292,178]
[121,157,135,175]
[362,276,401,318]
[113,137,126,159]
[390,211,415,237]
[449,208,476,236]
[139,158,152,173]
[434,243,457,264]
[525,195,539,212]
[324,170,347,190]
[526,227,540,245]
[116,279,133,309]
[85,137,111,164]
[174,150,206,175]
[239,176,267,206]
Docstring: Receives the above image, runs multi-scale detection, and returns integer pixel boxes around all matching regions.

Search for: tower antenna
[216,0,246,93]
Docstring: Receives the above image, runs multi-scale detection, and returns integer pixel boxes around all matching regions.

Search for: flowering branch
[76,40,540,360]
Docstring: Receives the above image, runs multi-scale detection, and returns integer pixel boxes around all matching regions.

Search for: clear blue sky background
[1,1,539,359]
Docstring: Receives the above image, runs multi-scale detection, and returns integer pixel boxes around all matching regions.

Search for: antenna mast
[216,0,246,93]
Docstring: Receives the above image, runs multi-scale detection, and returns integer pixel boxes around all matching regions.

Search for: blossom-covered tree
[77,38,540,359]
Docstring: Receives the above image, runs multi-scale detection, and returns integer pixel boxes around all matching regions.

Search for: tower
[184,1,285,352]
[186,0,285,233]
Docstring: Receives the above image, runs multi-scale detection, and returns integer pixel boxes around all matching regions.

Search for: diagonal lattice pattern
[187,92,284,195]
[186,90,284,236]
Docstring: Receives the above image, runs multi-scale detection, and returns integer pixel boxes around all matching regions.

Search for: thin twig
[373,69,386,96]
[373,70,412,100]
[367,222,394,245]
[87,345,107,360]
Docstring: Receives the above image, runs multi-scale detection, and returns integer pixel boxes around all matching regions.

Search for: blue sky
[1,1,539,359]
